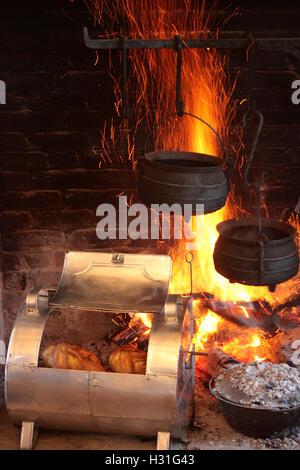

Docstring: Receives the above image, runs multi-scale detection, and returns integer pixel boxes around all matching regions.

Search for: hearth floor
[0,383,299,450]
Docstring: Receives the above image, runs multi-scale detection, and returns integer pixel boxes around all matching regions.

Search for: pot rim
[144,151,225,172]
[209,377,300,414]
[216,217,296,245]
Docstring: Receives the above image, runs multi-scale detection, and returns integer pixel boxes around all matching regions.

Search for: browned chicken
[42,342,105,372]
[109,345,147,374]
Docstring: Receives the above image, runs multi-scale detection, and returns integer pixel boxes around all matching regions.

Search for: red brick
[0,151,50,171]
[252,71,298,90]
[0,212,32,232]
[60,110,102,131]
[0,191,63,211]
[24,251,55,269]
[32,131,89,151]
[3,272,27,290]
[2,230,66,252]
[33,270,61,289]
[54,250,66,270]
[0,253,23,271]
[65,189,129,210]
[257,127,300,147]
[31,209,96,231]
[2,291,26,317]
[32,169,97,190]
[66,228,112,250]
[0,132,37,152]
[48,151,79,169]
[0,109,56,132]
[0,172,33,191]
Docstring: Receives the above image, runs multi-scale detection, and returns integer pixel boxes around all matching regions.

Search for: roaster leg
[20,421,35,450]
[157,431,170,450]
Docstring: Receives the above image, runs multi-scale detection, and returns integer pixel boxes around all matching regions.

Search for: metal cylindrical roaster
[5,251,195,449]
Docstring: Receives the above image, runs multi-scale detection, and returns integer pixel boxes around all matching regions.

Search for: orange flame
[129,313,153,337]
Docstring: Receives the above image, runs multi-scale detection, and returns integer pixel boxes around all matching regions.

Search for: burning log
[108,313,151,351]
[272,298,300,331]
[271,327,300,370]
[111,326,137,345]
[274,294,300,312]
[193,293,300,333]
[197,297,276,332]
[206,347,241,377]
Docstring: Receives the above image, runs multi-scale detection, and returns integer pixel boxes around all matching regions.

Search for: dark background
[0,0,299,397]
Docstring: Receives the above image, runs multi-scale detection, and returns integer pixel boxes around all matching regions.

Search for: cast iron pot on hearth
[213,109,299,292]
[138,112,232,215]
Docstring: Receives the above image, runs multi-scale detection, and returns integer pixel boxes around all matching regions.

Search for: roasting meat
[109,345,147,374]
[42,342,105,372]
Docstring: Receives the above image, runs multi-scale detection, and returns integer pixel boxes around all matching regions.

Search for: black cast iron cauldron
[138,151,230,215]
[138,113,232,215]
[213,217,299,292]
[209,377,300,438]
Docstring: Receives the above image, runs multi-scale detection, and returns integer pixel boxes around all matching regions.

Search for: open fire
[82,0,300,371]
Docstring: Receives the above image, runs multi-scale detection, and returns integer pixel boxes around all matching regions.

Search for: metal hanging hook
[143,111,230,170]
[243,108,265,190]
[175,34,184,117]
[121,35,130,119]
[242,33,265,190]
[245,33,256,109]
[185,251,194,297]
[242,35,268,245]
[243,108,267,240]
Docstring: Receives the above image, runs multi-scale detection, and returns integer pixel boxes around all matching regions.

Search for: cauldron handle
[242,109,268,236]
[243,109,265,191]
[143,111,231,171]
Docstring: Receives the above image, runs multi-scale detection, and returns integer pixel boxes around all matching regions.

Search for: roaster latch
[111,253,124,264]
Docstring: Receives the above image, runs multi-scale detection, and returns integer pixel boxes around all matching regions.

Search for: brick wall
[0,1,299,401]
[224,1,300,214]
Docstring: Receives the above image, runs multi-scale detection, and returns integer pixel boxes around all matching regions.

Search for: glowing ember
[192,302,272,364]
[129,313,153,337]
[239,306,249,318]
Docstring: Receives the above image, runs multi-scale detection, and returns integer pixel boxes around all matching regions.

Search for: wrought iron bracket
[84,27,300,119]
[175,35,184,117]
[120,36,130,119]
[83,27,300,51]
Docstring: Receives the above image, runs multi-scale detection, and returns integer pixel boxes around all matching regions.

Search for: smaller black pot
[209,377,300,438]
[213,217,299,291]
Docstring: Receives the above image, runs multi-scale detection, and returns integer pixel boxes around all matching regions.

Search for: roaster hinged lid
[52,251,172,314]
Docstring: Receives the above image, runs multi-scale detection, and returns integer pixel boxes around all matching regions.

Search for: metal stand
[20,421,36,450]
[83,27,300,51]
[157,432,170,450]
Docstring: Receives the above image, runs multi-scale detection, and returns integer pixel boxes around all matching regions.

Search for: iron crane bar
[83,27,300,51]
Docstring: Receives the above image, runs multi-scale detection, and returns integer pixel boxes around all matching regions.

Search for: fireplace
[0,0,300,451]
